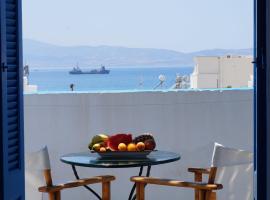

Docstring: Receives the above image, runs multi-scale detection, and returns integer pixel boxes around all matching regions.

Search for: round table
[61,150,180,200]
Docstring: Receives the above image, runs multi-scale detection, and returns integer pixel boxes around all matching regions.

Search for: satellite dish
[159,74,166,82]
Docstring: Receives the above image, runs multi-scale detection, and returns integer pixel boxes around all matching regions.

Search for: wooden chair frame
[38,169,115,200]
[131,167,222,200]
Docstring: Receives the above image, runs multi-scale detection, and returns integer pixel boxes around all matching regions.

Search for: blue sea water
[28,67,193,92]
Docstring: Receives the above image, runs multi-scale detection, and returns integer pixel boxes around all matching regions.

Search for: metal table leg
[128,166,144,200]
[71,165,102,200]
[129,165,152,200]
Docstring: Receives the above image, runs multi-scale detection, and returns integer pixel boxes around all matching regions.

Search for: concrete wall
[24,90,253,200]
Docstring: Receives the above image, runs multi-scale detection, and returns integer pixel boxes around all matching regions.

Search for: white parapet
[24,90,253,200]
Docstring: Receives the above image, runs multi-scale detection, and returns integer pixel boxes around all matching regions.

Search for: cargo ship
[69,65,110,75]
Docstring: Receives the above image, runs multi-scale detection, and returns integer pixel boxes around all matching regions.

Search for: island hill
[23,39,253,69]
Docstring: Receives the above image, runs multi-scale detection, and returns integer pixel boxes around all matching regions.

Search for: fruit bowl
[88,133,157,158]
[92,150,153,159]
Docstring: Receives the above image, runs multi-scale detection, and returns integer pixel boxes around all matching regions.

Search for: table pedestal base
[71,165,152,200]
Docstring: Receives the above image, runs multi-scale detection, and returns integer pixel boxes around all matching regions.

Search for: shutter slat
[8,131,18,139]
[7,57,16,64]
[8,138,18,147]
[6,34,16,42]
[8,160,19,170]
[8,108,17,117]
[7,79,17,87]
[7,101,17,110]
[6,26,16,34]
[6,4,16,12]
[8,116,17,125]
[7,65,17,72]
[6,41,16,49]
[7,49,16,57]
[7,87,17,95]
[7,72,17,79]
[7,124,18,132]
[6,19,16,26]
[8,145,19,154]
[6,0,16,4]
[8,94,18,101]
[7,94,17,102]
[8,154,19,164]
[6,11,16,19]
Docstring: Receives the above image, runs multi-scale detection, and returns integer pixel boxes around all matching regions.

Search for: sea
[28,67,193,92]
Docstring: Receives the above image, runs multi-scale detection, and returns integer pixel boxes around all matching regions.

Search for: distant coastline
[23,39,253,69]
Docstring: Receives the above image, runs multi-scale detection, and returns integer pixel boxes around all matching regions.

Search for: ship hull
[69,70,110,75]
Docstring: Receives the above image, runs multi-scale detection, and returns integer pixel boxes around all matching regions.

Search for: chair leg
[205,191,216,200]
[136,183,145,200]
[210,192,216,200]
[56,191,61,200]
[48,192,55,200]
[198,190,206,200]
[47,192,61,200]
[194,172,203,200]
[102,181,111,200]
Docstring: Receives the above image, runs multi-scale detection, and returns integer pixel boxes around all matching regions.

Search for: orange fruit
[118,143,127,151]
[136,142,145,151]
[127,143,137,151]
[99,147,106,152]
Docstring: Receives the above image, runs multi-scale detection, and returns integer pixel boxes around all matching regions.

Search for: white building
[190,55,253,89]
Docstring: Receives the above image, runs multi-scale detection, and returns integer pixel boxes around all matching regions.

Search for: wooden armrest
[39,175,115,193]
[188,168,210,174]
[130,176,222,191]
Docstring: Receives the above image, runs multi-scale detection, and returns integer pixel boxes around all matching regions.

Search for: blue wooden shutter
[0,0,24,199]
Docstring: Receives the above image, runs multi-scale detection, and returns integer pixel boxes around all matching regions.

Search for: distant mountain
[23,39,253,69]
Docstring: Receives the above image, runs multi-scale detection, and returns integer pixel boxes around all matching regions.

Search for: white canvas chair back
[211,143,253,200]
[25,146,51,200]
[211,143,253,167]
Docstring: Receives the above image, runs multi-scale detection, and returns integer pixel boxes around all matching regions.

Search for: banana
[88,134,109,150]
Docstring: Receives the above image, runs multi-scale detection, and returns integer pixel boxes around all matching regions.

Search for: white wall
[220,56,253,88]
[24,90,253,200]
[190,56,253,89]
[191,74,218,88]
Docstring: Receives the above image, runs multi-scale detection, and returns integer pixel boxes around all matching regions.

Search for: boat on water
[69,65,110,75]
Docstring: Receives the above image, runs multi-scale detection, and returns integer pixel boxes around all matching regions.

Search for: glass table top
[61,150,181,168]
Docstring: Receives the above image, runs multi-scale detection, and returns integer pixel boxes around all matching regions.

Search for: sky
[22,0,253,52]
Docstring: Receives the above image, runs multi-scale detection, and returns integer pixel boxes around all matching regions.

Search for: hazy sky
[22,0,253,52]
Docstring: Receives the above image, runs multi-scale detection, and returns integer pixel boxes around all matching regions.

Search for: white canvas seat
[131,142,253,200]
[25,146,51,200]
[25,146,115,200]
[211,143,253,200]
